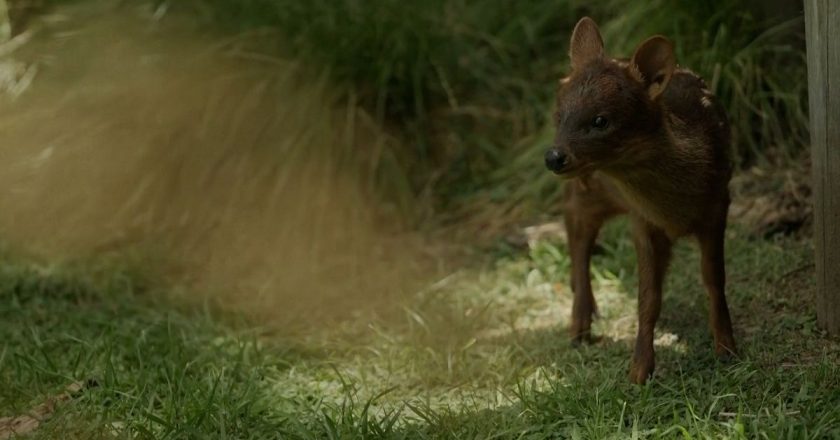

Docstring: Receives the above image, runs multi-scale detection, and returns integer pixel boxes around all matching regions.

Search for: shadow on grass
[305,267,840,438]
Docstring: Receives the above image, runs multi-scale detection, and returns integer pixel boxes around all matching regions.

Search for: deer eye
[592,116,609,129]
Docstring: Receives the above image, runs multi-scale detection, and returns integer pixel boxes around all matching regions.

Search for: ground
[1,216,838,439]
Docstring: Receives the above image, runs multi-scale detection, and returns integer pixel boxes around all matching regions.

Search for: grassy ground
[2,219,837,439]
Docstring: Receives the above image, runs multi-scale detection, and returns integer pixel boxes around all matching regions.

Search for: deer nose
[544,149,567,173]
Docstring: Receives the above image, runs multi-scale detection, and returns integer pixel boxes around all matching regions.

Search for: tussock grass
[0,2,447,331]
[179,0,581,215]
[180,0,809,223]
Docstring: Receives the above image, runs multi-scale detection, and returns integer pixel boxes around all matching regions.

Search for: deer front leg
[564,210,603,346]
[629,220,672,384]
[698,220,737,361]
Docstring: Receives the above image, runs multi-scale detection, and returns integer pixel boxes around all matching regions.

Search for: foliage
[179,0,809,220]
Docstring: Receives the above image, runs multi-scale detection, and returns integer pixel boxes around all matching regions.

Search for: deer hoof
[570,331,602,347]
[715,344,738,364]
[628,359,655,384]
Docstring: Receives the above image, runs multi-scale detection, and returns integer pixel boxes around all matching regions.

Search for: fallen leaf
[0,381,92,439]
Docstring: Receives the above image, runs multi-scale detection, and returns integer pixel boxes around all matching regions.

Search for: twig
[776,263,816,284]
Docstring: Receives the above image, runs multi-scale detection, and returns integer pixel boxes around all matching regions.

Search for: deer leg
[564,210,603,345]
[629,220,672,384]
[698,221,737,361]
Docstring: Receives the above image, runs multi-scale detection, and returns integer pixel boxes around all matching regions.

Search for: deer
[544,17,737,384]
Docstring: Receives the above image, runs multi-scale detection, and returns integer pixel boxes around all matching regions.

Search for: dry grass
[0,1,447,329]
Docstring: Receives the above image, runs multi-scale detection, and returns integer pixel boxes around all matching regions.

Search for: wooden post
[805,0,840,333]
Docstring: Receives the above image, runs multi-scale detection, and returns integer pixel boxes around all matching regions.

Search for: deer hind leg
[698,218,737,361]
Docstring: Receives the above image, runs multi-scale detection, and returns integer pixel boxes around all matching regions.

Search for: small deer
[544,17,737,384]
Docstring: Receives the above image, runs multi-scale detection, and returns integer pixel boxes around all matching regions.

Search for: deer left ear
[629,36,676,100]
[569,17,604,70]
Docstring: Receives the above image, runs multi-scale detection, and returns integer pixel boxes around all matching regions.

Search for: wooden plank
[805,0,840,333]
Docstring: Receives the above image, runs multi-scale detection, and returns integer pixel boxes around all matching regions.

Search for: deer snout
[544,149,567,174]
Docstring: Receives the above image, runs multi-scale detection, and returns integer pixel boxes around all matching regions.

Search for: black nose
[544,149,567,173]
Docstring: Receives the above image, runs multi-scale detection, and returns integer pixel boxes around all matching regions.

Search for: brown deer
[544,17,737,384]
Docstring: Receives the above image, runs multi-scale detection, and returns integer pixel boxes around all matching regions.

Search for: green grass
[478,0,810,222]
[16,0,805,225]
[2,223,837,439]
[175,0,809,221]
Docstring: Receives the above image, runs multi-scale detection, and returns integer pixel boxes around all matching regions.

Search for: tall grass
[597,0,809,164]
[182,0,581,206]
[180,0,809,222]
[0,5,442,329]
[484,0,810,221]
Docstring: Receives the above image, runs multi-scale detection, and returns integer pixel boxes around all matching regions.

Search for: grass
[1,2,831,439]
[175,0,810,221]
[14,0,808,224]
[2,222,838,439]
[175,0,582,215]
[477,0,810,222]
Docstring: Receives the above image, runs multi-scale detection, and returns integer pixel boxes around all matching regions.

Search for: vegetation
[180,0,809,219]
[0,1,830,439]
[2,224,837,438]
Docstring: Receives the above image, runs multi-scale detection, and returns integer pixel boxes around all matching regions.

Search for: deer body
[545,18,736,384]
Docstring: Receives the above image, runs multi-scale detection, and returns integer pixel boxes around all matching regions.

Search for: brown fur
[549,17,736,384]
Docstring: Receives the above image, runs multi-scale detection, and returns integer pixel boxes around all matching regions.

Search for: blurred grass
[0,1,449,331]
[172,0,808,225]
[172,0,580,221]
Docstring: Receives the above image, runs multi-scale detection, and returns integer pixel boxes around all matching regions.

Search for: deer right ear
[629,36,676,100]
[569,17,604,70]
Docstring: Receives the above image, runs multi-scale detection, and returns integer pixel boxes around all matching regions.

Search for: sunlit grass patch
[2,224,838,438]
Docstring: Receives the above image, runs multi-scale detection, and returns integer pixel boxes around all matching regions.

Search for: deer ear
[629,35,676,100]
[569,17,604,70]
